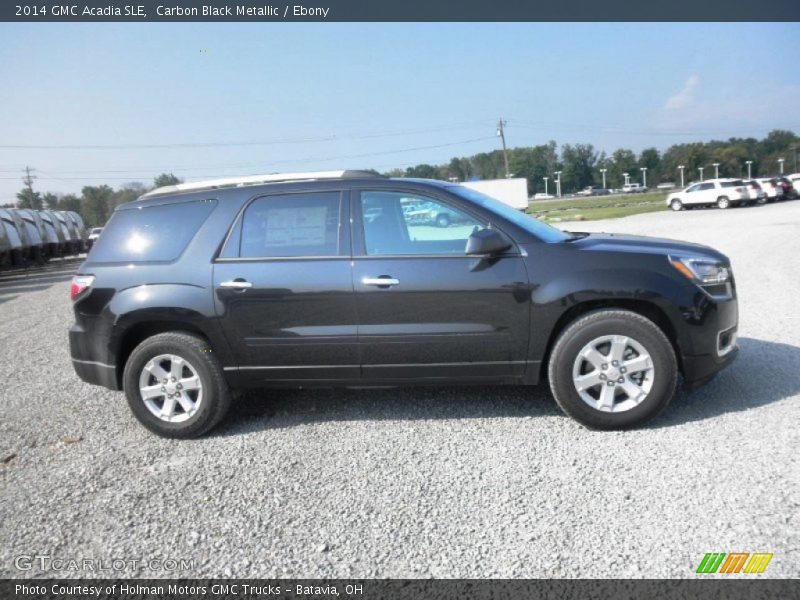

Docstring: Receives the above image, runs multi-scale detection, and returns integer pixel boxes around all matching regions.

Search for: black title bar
[3,0,800,22]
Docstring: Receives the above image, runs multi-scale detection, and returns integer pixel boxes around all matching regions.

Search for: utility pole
[22,166,36,195]
[496,118,510,178]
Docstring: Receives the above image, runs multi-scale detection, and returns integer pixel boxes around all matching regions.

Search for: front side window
[360,191,484,256]
[238,192,340,258]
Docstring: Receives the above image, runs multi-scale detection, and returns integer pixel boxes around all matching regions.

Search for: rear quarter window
[89,199,217,263]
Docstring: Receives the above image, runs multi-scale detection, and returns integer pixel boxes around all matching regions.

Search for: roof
[140,169,385,199]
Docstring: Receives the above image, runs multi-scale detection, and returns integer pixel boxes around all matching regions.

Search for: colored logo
[696,553,773,574]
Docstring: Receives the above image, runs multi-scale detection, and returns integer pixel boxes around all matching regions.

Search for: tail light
[70,275,95,301]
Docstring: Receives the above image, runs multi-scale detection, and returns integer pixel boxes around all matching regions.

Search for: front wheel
[547,309,678,430]
[123,332,231,438]
[669,199,683,211]
[717,196,730,209]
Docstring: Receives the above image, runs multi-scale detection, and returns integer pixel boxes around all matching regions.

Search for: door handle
[219,279,253,289]
[363,276,400,287]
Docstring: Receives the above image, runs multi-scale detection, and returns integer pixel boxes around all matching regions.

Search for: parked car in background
[775,177,797,200]
[16,209,49,263]
[70,170,738,437]
[788,173,800,197]
[622,183,647,193]
[0,209,25,266]
[742,180,768,205]
[577,186,611,197]
[66,211,87,248]
[533,193,555,200]
[39,210,67,257]
[55,211,82,254]
[656,183,677,190]
[756,178,784,202]
[666,179,752,211]
[87,227,103,250]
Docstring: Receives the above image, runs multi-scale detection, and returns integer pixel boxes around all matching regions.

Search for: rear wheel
[123,332,231,438]
[717,196,730,209]
[669,199,683,211]
[547,309,678,430]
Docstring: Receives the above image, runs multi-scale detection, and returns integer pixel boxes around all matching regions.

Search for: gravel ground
[1,202,798,579]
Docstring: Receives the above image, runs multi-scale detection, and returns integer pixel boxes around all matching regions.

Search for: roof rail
[140,169,384,199]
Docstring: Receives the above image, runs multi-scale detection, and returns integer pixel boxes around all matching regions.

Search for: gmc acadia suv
[69,171,738,437]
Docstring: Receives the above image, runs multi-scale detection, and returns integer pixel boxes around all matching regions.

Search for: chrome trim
[71,358,115,369]
[717,327,738,357]
[362,277,400,287]
[225,360,527,371]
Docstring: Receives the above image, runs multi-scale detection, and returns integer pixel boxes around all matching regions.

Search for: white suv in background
[666,179,751,211]
[756,178,784,202]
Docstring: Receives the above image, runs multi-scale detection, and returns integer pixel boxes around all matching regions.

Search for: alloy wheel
[138,354,203,423]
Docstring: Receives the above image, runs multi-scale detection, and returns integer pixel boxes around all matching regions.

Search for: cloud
[665,75,700,110]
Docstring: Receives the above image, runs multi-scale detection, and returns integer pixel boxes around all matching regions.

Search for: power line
[0,122,491,150]
[0,136,495,181]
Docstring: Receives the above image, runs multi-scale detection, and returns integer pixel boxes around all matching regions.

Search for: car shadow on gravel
[215,384,560,437]
[650,337,800,428]
[213,337,799,436]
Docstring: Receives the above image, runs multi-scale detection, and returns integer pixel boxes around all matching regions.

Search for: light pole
[640,167,647,188]
[600,168,607,189]
[745,160,753,179]
[543,176,549,197]
[778,158,785,174]
[623,172,630,186]
[678,165,685,187]
[713,162,720,179]
[554,171,562,198]
[698,167,704,181]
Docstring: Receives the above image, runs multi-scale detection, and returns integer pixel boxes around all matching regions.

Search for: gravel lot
[1,202,798,579]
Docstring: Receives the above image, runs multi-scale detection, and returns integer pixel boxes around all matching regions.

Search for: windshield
[448,185,569,243]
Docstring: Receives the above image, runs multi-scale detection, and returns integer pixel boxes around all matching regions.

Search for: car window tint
[686,184,700,192]
[699,183,715,191]
[239,192,340,258]
[90,199,217,263]
[360,191,484,256]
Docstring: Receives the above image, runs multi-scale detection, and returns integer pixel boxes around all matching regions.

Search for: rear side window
[237,192,340,258]
[721,180,744,188]
[90,199,217,263]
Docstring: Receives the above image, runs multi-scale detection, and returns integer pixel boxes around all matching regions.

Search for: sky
[0,22,798,200]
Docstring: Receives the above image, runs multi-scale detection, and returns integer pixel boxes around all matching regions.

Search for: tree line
[5,129,798,227]
[7,173,182,228]
[387,129,799,195]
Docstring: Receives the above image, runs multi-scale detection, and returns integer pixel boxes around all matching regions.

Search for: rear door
[351,188,531,382]
[213,189,359,383]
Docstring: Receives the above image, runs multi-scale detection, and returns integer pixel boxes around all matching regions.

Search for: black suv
[70,171,738,437]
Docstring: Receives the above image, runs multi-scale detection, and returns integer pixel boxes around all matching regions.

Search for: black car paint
[70,178,738,393]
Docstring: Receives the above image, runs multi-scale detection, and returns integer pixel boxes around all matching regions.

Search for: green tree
[81,185,114,227]
[42,192,59,210]
[561,144,598,192]
[153,173,182,188]
[17,187,43,209]
[405,164,439,179]
[58,194,82,213]
[609,148,637,188]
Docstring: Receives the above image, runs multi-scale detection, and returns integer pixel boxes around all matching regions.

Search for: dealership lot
[1,202,798,578]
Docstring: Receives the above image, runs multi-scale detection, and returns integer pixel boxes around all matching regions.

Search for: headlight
[669,256,730,284]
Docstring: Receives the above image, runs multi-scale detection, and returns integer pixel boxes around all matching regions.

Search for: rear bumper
[69,323,120,390]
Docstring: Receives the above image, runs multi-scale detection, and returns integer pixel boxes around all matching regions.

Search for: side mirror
[465,228,512,256]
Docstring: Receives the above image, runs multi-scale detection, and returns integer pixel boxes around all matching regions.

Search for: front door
[213,190,359,383]
[351,188,531,381]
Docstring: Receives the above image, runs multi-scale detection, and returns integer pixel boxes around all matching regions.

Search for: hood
[569,232,728,263]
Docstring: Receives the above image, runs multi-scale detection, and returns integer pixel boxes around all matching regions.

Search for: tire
[547,309,678,430]
[669,199,683,211]
[436,214,451,228]
[122,332,231,438]
[716,196,730,209]
[756,196,767,205]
